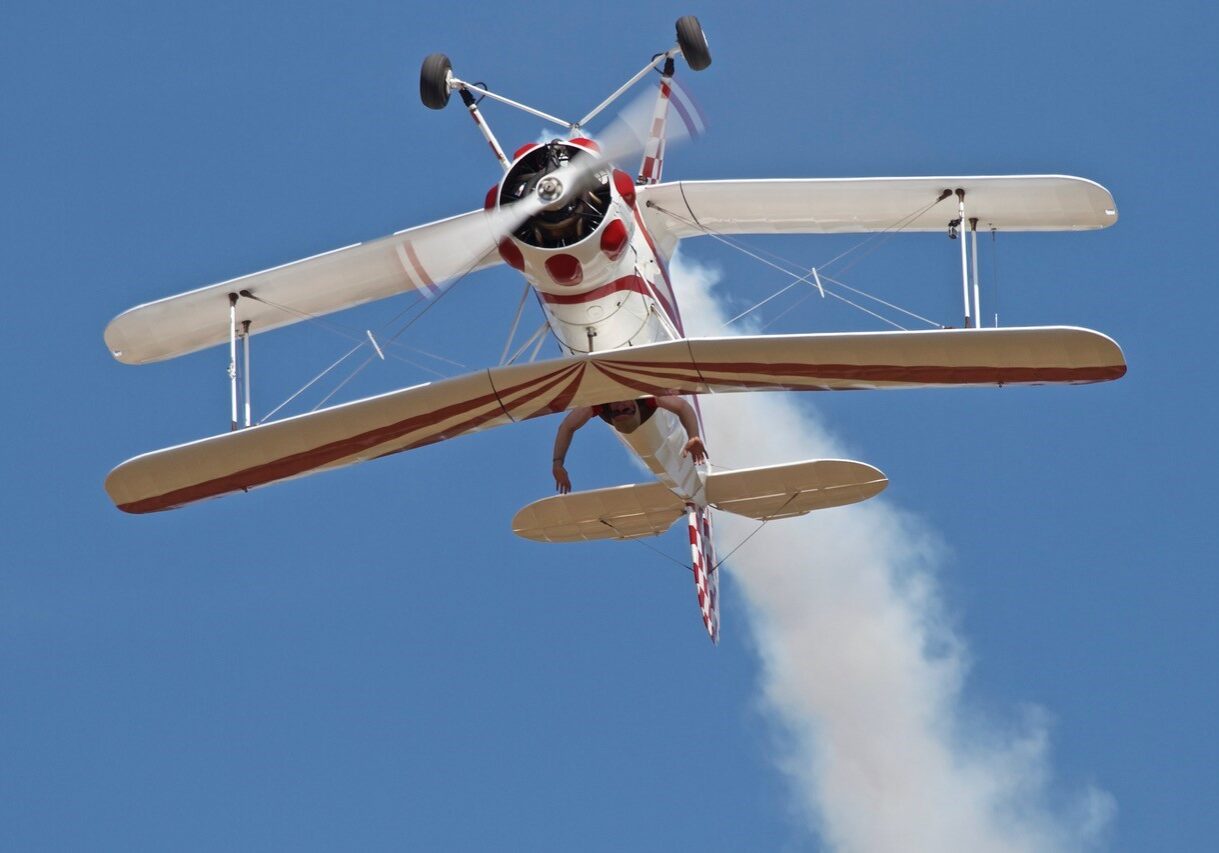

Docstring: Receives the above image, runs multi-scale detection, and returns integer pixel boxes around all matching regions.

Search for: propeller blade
[420,85,699,293]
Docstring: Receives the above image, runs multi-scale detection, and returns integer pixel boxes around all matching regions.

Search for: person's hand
[553,462,572,494]
[682,436,708,464]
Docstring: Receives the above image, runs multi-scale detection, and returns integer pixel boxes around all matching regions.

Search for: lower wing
[106,326,1125,513]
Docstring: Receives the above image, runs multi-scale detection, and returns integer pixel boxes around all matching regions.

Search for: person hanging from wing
[551,396,708,494]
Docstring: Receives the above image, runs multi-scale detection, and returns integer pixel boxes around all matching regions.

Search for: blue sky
[2,2,1216,850]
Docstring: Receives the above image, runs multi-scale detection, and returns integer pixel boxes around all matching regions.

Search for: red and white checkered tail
[687,504,720,645]
[637,64,674,185]
[638,64,705,186]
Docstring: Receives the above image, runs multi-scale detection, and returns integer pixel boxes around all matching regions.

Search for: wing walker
[104,17,1127,644]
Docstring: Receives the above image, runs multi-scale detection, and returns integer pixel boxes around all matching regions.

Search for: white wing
[104,208,505,365]
[639,175,1117,244]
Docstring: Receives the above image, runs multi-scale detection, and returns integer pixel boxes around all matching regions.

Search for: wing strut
[228,293,237,431]
[949,189,988,329]
[456,87,510,171]
[227,292,254,431]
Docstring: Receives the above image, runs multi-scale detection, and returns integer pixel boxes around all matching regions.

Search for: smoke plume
[671,254,1115,852]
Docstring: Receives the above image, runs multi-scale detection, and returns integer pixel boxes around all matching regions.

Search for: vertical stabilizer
[638,58,675,184]
[687,504,720,644]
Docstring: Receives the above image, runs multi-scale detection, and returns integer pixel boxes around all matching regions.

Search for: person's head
[607,400,642,433]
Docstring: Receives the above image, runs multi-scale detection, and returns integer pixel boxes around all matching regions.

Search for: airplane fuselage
[492,139,704,503]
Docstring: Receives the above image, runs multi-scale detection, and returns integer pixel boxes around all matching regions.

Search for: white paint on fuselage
[503,175,704,504]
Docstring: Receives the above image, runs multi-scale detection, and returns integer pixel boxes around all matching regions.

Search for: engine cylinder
[498,141,612,250]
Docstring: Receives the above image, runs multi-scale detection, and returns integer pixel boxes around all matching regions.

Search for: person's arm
[552,407,595,493]
[655,397,707,463]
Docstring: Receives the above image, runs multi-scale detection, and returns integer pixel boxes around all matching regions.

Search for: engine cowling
[501,140,610,249]
[491,139,639,296]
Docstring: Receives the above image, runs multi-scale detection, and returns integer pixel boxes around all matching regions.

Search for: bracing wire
[709,518,772,570]
[709,490,804,572]
[258,341,364,424]
[647,195,949,330]
[819,272,943,328]
[505,320,551,366]
[590,457,809,576]
[760,285,908,332]
[499,282,533,365]
[252,253,486,422]
[662,192,943,282]
[312,353,377,411]
[597,519,693,571]
[301,280,467,413]
[243,292,465,372]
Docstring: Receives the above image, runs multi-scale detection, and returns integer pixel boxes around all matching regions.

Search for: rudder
[687,504,719,644]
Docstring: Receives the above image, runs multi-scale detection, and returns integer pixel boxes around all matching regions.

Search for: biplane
[104,16,1126,644]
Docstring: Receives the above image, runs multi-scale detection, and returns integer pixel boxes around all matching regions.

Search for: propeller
[410,83,699,294]
[522,84,700,213]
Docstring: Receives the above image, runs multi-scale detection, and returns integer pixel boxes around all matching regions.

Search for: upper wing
[106,326,1125,514]
[104,209,504,365]
[638,176,1117,243]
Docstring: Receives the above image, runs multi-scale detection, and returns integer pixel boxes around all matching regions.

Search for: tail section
[706,459,887,520]
[688,504,719,644]
[638,58,674,185]
[511,458,888,644]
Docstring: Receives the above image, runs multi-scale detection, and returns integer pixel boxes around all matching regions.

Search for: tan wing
[106,326,1125,513]
[705,460,887,520]
[512,459,889,543]
[512,482,687,543]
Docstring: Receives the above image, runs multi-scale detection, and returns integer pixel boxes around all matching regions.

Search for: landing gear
[418,15,712,173]
[419,53,452,109]
[676,16,711,70]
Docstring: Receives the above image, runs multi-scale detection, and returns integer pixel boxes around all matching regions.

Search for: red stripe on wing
[597,357,1126,389]
[401,239,439,296]
[119,362,585,513]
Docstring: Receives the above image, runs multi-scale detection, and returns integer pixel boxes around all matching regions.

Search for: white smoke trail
[671,254,1115,852]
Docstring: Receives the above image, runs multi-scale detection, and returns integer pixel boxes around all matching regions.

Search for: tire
[675,16,711,71]
[420,53,452,110]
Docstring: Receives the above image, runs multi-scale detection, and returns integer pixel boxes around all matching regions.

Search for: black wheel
[420,53,452,110]
[675,16,711,71]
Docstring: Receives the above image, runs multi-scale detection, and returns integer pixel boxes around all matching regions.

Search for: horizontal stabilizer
[512,459,887,543]
[513,482,685,543]
[640,175,1117,240]
[106,326,1123,514]
[706,459,887,520]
